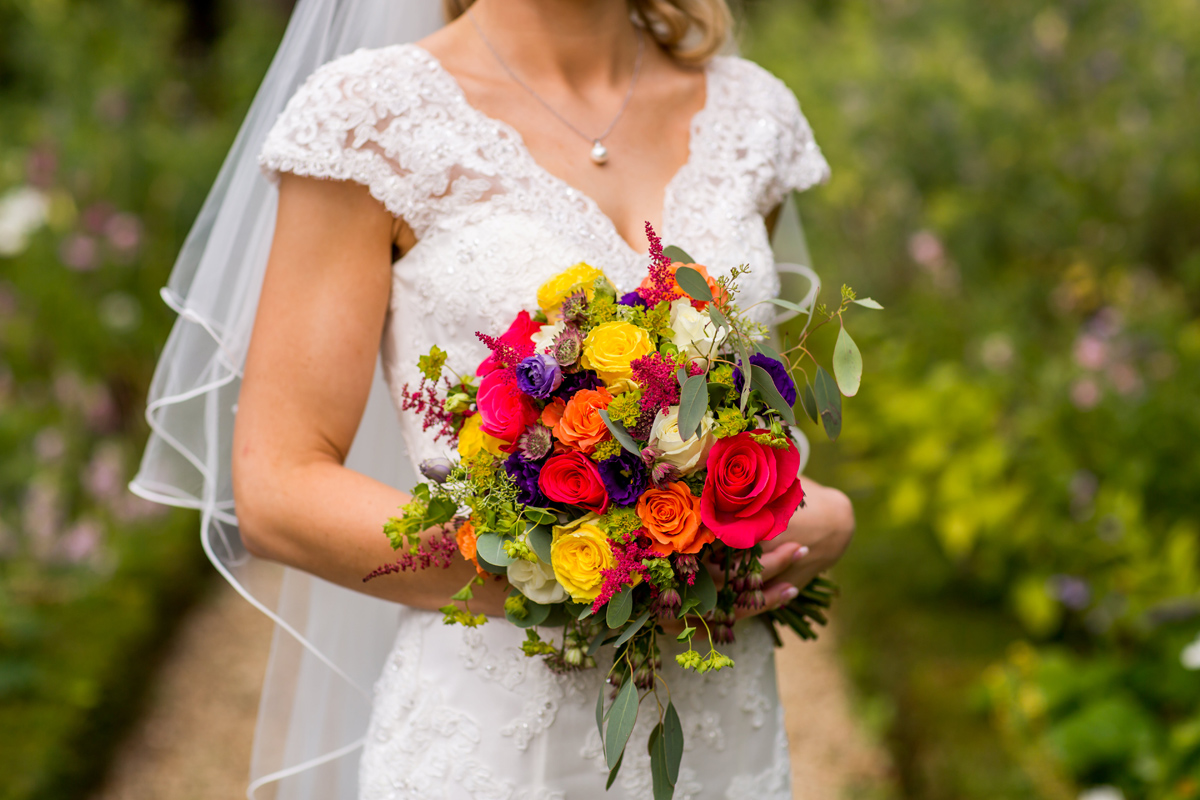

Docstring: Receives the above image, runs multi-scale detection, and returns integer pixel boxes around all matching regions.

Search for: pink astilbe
[631,352,683,413]
[475,330,533,374]
[363,530,459,582]
[640,222,678,309]
[399,379,456,441]
[591,537,659,614]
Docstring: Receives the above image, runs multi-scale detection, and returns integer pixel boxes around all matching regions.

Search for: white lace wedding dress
[259,43,829,800]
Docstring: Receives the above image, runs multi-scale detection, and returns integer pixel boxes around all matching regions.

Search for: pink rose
[476,311,542,376]
[538,451,610,514]
[476,370,539,449]
[699,430,804,549]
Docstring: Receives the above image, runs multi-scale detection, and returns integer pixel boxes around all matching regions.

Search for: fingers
[758,542,808,582]
[731,579,799,623]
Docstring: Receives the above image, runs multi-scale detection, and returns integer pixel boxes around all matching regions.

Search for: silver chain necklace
[467,9,645,166]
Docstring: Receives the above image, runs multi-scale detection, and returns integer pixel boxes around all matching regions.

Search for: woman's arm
[231,174,509,614]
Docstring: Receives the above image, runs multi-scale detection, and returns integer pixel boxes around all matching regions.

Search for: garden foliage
[749,0,1200,797]
[0,0,282,795]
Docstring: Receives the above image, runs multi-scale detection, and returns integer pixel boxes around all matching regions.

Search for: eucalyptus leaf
[504,590,551,628]
[735,339,753,411]
[853,297,884,309]
[683,566,717,615]
[527,524,553,563]
[587,628,611,657]
[674,266,713,303]
[523,507,557,526]
[579,604,596,620]
[676,368,688,387]
[475,549,508,575]
[677,375,708,441]
[612,609,653,648]
[474,533,515,567]
[800,380,820,425]
[596,684,606,741]
[753,340,785,363]
[664,702,683,785]
[606,748,624,790]
[832,326,863,397]
[605,678,639,769]
[814,366,843,441]
[649,723,674,800]
[708,306,728,330]
[662,245,694,264]
[541,604,571,628]
[750,364,796,425]
[763,297,808,314]
[598,410,642,456]
[607,586,634,628]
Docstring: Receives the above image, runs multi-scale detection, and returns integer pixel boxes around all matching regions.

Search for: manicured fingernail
[781,585,800,601]
[793,545,809,561]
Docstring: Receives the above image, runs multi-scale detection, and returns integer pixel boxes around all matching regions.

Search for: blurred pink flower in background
[33,427,66,462]
[59,233,99,271]
[1070,377,1101,410]
[58,517,104,564]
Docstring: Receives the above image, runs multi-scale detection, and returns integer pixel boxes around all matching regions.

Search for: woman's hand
[757,475,855,603]
[657,476,853,633]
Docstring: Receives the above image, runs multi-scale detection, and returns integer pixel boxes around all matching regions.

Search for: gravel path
[92,575,891,800]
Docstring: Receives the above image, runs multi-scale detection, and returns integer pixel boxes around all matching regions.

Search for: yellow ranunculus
[580,321,653,394]
[550,513,615,603]
[537,263,607,321]
[457,414,506,459]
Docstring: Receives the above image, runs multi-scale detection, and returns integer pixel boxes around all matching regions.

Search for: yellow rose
[537,263,607,321]
[580,321,653,394]
[550,514,615,603]
[457,414,506,459]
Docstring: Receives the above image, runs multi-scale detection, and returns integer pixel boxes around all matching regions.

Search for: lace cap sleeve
[258,46,418,218]
[757,69,831,213]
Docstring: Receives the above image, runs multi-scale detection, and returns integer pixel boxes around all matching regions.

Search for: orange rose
[456,520,485,576]
[636,482,714,556]
[547,387,613,454]
[639,262,729,308]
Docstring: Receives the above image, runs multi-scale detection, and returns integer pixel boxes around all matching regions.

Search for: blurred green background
[0,0,1197,798]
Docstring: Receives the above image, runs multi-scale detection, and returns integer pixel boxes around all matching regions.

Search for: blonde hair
[442,0,733,66]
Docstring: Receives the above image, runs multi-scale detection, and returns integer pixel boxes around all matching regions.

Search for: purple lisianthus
[504,453,549,507]
[597,450,649,507]
[552,369,602,401]
[733,353,797,406]
[515,353,563,399]
[619,290,646,308]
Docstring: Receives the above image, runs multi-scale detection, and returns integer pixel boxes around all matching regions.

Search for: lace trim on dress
[258,45,829,245]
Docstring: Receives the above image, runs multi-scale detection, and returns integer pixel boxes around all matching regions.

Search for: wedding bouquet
[367,224,878,798]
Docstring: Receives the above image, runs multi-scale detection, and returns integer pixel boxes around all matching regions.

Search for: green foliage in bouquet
[372,230,875,797]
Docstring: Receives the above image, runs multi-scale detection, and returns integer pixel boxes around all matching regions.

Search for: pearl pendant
[590,139,609,165]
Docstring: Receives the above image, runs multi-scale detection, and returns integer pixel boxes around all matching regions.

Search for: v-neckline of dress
[405,43,717,261]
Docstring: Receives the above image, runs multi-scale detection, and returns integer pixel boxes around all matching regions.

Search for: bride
[133,0,853,797]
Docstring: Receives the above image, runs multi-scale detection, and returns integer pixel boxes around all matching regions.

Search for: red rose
[476,311,542,376]
[699,430,804,548]
[538,451,611,514]
[476,370,539,448]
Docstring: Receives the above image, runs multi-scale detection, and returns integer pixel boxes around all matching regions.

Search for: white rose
[507,558,568,605]
[530,321,565,356]
[650,405,716,475]
[669,298,727,363]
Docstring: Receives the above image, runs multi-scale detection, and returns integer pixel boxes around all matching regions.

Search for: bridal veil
[129,0,818,796]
